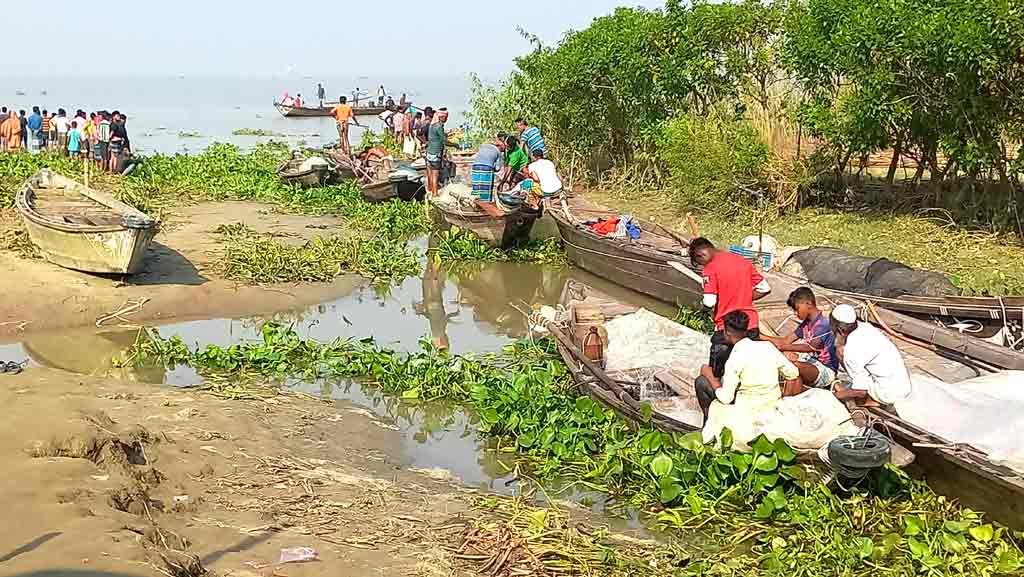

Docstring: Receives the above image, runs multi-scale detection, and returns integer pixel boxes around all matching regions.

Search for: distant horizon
[0,0,664,78]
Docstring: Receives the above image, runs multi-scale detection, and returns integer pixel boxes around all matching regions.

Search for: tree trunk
[885,137,902,187]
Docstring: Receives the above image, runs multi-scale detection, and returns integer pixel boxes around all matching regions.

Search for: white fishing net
[603,308,710,377]
[897,370,1024,474]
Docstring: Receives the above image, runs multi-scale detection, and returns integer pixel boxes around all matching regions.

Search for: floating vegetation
[215,223,418,285]
[429,228,567,266]
[131,324,1023,577]
[232,128,283,137]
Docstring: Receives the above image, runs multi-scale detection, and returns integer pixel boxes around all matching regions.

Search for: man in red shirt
[688,237,772,378]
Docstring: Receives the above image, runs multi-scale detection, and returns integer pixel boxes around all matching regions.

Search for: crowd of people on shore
[330,95,563,212]
[0,106,131,172]
[687,237,912,444]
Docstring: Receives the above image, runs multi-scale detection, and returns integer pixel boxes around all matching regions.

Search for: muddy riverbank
[0,201,365,339]
[1,365,671,577]
[0,366,470,576]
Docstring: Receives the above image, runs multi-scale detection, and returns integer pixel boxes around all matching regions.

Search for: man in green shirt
[500,134,529,190]
[426,107,449,197]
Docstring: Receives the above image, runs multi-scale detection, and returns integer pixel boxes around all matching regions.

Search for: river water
[0,74,476,154]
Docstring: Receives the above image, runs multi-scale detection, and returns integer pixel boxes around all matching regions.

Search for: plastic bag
[279,547,318,564]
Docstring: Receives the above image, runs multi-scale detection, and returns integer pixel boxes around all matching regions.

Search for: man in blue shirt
[26,107,43,151]
[762,287,839,389]
[516,118,546,156]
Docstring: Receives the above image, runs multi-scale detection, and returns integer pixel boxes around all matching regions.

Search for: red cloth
[702,251,763,331]
[589,217,620,235]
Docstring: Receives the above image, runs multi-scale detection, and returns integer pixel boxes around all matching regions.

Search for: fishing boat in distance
[274,101,388,118]
[16,170,159,274]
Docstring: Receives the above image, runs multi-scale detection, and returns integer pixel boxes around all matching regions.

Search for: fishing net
[897,370,1024,473]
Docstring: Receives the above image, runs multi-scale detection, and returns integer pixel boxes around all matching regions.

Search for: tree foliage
[471,0,1024,233]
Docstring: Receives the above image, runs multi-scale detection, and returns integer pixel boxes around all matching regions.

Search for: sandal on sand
[0,361,25,375]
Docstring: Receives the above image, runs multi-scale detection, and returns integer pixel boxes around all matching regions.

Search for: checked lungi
[471,165,496,202]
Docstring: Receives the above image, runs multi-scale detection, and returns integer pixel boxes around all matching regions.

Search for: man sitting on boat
[470,134,508,203]
[829,304,912,408]
[761,287,839,389]
[526,149,563,199]
[688,237,772,380]
[695,311,802,443]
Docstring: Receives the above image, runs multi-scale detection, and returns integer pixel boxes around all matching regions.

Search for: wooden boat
[550,198,703,306]
[360,177,425,203]
[429,196,541,249]
[359,161,426,203]
[554,280,1024,529]
[549,281,914,463]
[276,157,330,188]
[550,198,1024,370]
[274,101,388,118]
[16,170,158,274]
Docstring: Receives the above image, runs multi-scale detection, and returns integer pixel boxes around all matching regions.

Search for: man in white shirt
[526,150,563,197]
[830,304,912,406]
[378,106,396,131]
[53,109,70,152]
[695,311,802,427]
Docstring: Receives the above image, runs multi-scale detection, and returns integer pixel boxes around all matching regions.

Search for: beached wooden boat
[16,170,158,274]
[554,280,1024,529]
[360,177,425,203]
[430,198,541,249]
[550,198,1024,370]
[276,158,330,188]
[274,102,388,118]
[550,198,703,306]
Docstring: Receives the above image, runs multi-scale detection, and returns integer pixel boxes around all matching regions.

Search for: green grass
[588,188,1024,296]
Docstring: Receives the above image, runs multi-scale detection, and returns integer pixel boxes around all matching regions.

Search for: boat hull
[551,209,702,307]
[431,204,539,249]
[22,209,157,274]
[277,160,330,189]
[275,102,388,118]
[17,170,159,275]
[360,179,424,203]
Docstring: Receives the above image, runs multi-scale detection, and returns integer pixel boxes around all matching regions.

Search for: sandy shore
[0,366,475,577]
[0,201,364,341]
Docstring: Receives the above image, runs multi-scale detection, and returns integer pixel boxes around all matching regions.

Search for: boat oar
[668,260,704,285]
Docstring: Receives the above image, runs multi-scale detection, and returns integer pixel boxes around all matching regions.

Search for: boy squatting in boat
[687,237,912,436]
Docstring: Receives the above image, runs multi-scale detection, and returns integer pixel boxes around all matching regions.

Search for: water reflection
[20,328,165,383]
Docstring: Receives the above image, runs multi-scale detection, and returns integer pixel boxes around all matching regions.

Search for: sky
[5,0,664,78]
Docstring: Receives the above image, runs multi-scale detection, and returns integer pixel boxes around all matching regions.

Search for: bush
[659,112,770,213]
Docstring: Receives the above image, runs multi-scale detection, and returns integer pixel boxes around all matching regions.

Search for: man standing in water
[331,96,361,156]
[425,107,449,197]
[317,83,326,107]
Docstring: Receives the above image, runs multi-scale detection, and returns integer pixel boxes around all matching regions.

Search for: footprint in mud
[27,410,164,486]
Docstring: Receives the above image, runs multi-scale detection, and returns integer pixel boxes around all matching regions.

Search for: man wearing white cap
[829,304,912,407]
